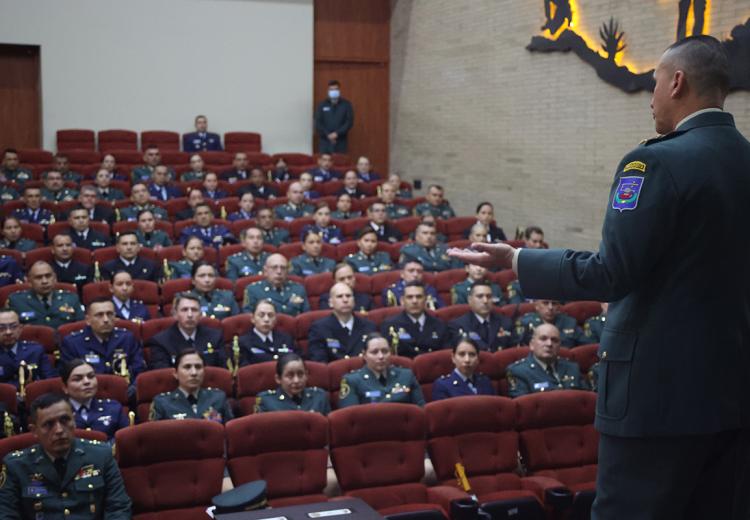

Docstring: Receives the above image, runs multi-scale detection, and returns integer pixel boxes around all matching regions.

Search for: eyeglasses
[0,323,20,332]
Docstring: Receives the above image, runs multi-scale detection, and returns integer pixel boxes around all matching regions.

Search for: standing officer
[101,231,161,283]
[414,185,456,219]
[505,324,586,398]
[274,182,315,222]
[515,300,586,347]
[183,115,223,152]
[382,282,449,358]
[9,261,85,329]
[399,223,462,272]
[237,300,299,366]
[0,393,131,518]
[314,80,354,153]
[242,254,310,316]
[0,310,56,389]
[448,281,515,351]
[308,282,376,363]
[345,227,394,274]
[449,36,750,518]
[225,227,270,280]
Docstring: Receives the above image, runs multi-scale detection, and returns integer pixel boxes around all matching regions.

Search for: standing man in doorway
[315,80,354,153]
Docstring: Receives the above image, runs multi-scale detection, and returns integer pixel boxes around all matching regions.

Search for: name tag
[323,107,331,111]
[326,338,341,349]
[20,311,35,319]
[365,390,381,398]
[398,332,412,340]
[85,353,101,364]
[468,331,481,341]
[358,265,370,272]
[533,382,550,390]
[251,348,267,354]
[284,216,294,222]
[26,485,48,496]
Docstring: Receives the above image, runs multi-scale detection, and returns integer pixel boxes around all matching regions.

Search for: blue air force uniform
[431,369,496,401]
[382,280,445,309]
[255,387,331,415]
[451,278,506,306]
[301,224,344,244]
[179,224,235,247]
[309,168,340,182]
[314,97,354,153]
[274,202,315,222]
[381,312,449,358]
[101,256,161,283]
[60,326,145,382]
[345,251,393,274]
[11,207,53,226]
[8,290,85,329]
[225,251,269,280]
[70,397,129,439]
[515,312,587,347]
[0,342,57,388]
[505,353,586,398]
[448,312,516,351]
[112,297,151,322]
[148,182,182,201]
[242,280,310,316]
[0,256,24,287]
[290,254,336,276]
[237,330,298,365]
[227,209,255,222]
[308,314,377,363]
[150,387,233,423]
[338,365,425,407]
[183,131,223,152]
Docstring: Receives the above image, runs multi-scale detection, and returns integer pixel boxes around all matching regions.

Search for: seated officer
[220,152,251,183]
[583,302,608,343]
[67,206,111,250]
[345,227,393,274]
[0,183,19,203]
[50,233,92,293]
[382,260,444,309]
[308,152,340,183]
[308,282,377,363]
[60,298,145,392]
[0,393,131,518]
[101,231,160,282]
[147,293,225,369]
[451,264,505,305]
[179,203,235,247]
[381,282,449,358]
[93,168,125,202]
[0,309,56,389]
[319,263,373,312]
[301,203,344,244]
[150,349,232,423]
[338,333,425,407]
[274,182,315,222]
[147,164,181,202]
[226,227,269,280]
[400,223,462,272]
[175,188,206,221]
[40,169,78,202]
[506,226,545,303]
[270,157,291,183]
[255,353,330,414]
[414,184,456,219]
[354,156,380,182]
[299,172,321,200]
[119,182,169,221]
[135,209,172,250]
[181,154,208,182]
[448,281,515,351]
[388,173,413,199]
[255,207,290,247]
[75,185,115,224]
[290,230,336,276]
[336,170,366,199]
[53,153,82,183]
[9,261,84,328]
[0,148,32,184]
[131,144,175,184]
[408,214,448,243]
[380,181,411,220]
[367,201,403,244]
[183,114,222,152]
[432,337,495,400]
[237,300,299,366]
[60,359,129,440]
[238,168,279,200]
[190,262,239,320]
[11,186,53,226]
[516,300,586,348]
[228,192,256,222]
[330,192,361,220]
[506,323,585,397]
[0,216,39,252]
[465,202,506,242]
[243,254,310,316]
[166,236,205,279]
[0,255,24,287]
[100,153,128,182]
[110,270,151,322]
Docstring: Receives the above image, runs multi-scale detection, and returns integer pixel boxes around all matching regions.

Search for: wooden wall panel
[0,44,41,150]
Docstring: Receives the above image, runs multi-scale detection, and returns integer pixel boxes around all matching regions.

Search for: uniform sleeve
[225,259,239,281]
[307,324,329,363]
[242,286,258,313]
[336,101,354,135]
[337,376,361,408]
[431,379,449,401]
[59,335,76,364]
[149,398,166,421]
[37,348,57,379]
[506,368,530,398]
[409,373,426,407]
[101,449,132,519]
[146,338,171,370]
[115,404,130,433]
[0,460,22,520]
[72,297,85,322]
[314,101,327,135]
[300,293,311,314]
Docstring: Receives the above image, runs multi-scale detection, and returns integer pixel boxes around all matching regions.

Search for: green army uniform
[0,238,38,252]
[255,387,330,415]
[409,230,448,243]
[242,280,310,316]
[338,365,425,407]
[261,228,290,247]
[0,186,19,202]
[290,254,336,276]
[62,170,83,183]
[135,229,172,249]
[588,362,599,392]
[119,204,168,222]
[384,203,411,220]
[167,259,194,279]
[515,312,587,348]
[0,438,132,519]
[345,251,393,274]
[330,210,361,220]
[274,202,315,222]
[399,243,462,271]
[583,313,606,343]
[197,289,239,319]
[413,202,455,219]
[8,289,85,329]
[506,353,586,398]
[1,167,32,184]
[96,188,125,202]
[150,387,233,423]
[506,280,526,304]
[225,251,269,280]
[40,188,79,202]
[451,278,506,305]
[180,171,206,182]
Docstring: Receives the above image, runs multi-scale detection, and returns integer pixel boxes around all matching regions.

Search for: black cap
[212,480,268,515]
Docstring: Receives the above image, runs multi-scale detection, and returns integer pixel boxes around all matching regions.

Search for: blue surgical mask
[328,89,340,100]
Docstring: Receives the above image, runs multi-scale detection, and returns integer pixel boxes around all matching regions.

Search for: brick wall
[390,0,750,249]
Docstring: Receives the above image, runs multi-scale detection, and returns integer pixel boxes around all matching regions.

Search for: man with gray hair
[75,184,115,224]
[450,36,750,518]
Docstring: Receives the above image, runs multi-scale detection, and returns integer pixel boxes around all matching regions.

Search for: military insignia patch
[0,463,6,488]
[339,379,350,399]
[612,176,644,212]
[623,160,646,173]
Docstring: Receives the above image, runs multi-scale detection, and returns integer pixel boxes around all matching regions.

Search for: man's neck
[178,325,196,338]
[407,311,424,321]
[335,312,353,324]
[119,256,136,264]
[92,330,110,343]
[473,311,490,322]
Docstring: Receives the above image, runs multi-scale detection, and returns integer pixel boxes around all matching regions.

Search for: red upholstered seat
[235,361,328,415]
[498,302,535,321]
[58,318,140,342]
[57,129,96,151]
[412,350,497,402]
[25,374,129,408]
[561,301,603,325]
[141,130,180,151]
[18,148,53,165]
[0,383,18,416]
[98,129,138,151]
[271,153,313,166]
[0,430,106,462]
[0,248,23,268]
[489,270,518,296]
[364,307,401,327]
[434,304,470,323]
[328,403,465,517]
[25,247,92,269]
[565,343,599,374]
[115,420,224,518]
[224,132,263,153]
[226,411,329,506]
[294,310,331,354]
[19,325,57,361]
[494,347,530,396]
[437,217,477,241]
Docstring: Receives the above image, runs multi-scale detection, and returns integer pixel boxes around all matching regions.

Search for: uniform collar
[532,354,555,372]
[408,313,426,327]
[337,315,354,331]
[69,397,93,411]
[253,329,273,342]
[473,312,490,324]
[674,107,723,131]
[178,326,197,342]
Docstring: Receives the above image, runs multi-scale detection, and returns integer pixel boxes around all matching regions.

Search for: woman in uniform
[290,230,336,276]
[135,209,172,250]
[190,261,238,319]
[431,337,495,400]
[255,353,330,415]
[167,235,205,279]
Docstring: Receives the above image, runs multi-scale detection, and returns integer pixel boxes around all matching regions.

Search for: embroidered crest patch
[612,176,644,212]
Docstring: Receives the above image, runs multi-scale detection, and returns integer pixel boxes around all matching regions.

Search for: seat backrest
[19,325,57,354]
[25,374,129,408]
[565,343,599,373]
[494,347,530,396]
[561,301,603,325]
[57,129,96,151]
[98,129,138,151]
[224,132,262,153]
[329,403,427,491]
[515,390,598,473]
[0,382,18,415]
[225,412,329,498]
[115,420,225,515]
[141,130,180,151]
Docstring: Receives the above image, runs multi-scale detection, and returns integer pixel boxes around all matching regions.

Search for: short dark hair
[403,281,425,291]
[302,229,321,242]
[87,296,115,310]
[67,205,88,216]
[469,280,493,294]
[175,348,203,368]
[137,209,155,220]
[452,336,479,354]
[109,269,132,283]
[173,291,201,310]
[524,226,544,239]
[239,226,263,240]
[29,393,71,423]
[475,202,493,213]
[191,260,215,278]
[183,235,204,249]
[357,227,377,240]
[332,262,353,279]
[59,358,93,384]
[276,353,305,377]
[327,80,340,87]
[666,35,730,98]
[22,185,41,195]
[194,203,213,213]
[116,231,138,243]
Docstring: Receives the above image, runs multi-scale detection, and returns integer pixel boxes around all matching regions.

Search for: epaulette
[345,253,355,259]
[81,438,103,446]
[250,280,263,287]
[438,374,450,379]
[134,299,144,304]
[9,448,28,458]
[70,328,86,337]
[509,358,526,367]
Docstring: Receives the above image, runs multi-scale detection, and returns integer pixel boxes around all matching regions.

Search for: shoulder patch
[612,176,644,212]
[339,378,350,399]
[622,160,646,173]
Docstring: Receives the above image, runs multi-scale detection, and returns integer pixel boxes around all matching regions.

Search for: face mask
[328,89,340,100]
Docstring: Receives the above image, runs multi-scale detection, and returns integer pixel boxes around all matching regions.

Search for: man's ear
[671,70,687,98]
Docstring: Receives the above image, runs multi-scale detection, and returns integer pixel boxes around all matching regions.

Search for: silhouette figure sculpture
[542,0,572,34]
[677,0,707,41]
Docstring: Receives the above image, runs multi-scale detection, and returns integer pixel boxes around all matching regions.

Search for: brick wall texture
[390,0,750,249]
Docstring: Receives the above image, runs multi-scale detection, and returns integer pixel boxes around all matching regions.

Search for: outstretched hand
[447,242,517,271]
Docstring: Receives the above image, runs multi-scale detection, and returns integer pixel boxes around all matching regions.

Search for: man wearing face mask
[314,80,354,153]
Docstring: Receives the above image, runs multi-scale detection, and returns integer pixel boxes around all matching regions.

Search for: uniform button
[64,509,71,515]
[62,492,68,498]
[601,351,607,359]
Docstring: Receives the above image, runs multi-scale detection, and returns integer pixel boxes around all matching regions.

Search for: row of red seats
[56,129,265,153]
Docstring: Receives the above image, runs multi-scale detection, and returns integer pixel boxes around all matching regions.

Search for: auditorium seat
[295,310,332,354]
[82,280,158,309]
[235,361,328,416]
[489,269,517,294]
[57,129,96,151]
[364,307,401,327]
[160,151,190,165]
[329,403,465,518]
[19,222,45,245]
[434,304,470,323]
[438,217,477,241]
[434,269,468,304]
[19,325,58,364]
[272,153,314,166]
[18,148,54,165]
[516,390,598,516]
[565,343,599,374]
[411,349,497,402]
[495,347,531,396]
[0,430,107,461]
[278,242,336,261]
[25,374,129,409]
[498,302,536,321]
[370,271,402,307]
[392,216,420,237]
[224,132,263,153]
[303,273,333,311]
[91,246,157,268]
[98,130,138,152]
[141,130,180,151]
[232,275,264,304]
[64,149,102,165]
[116,420,225,519]
[561,301,602,325]
[320,180,344,196]
[338,217,370,239]
[25,246,92,269]
[0,382,18,419]
[47,221,111,245]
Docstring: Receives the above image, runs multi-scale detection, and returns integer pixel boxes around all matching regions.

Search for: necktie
[546,364,560,383]
[54,457,67,479]
[187,337,195,347]
[187,394,198,406]
[480,320,490,343]
[264,337,273,348]
[292,394,303,406]
[80,405,89,422]
[161,187,167,200]
[378,375,387,386]
[41,297,50,310]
